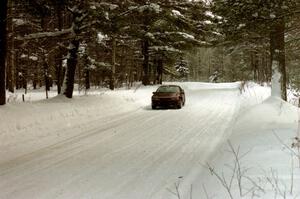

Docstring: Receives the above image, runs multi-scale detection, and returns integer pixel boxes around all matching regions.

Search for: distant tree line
[0,0,211,105]
[1,0,300,105]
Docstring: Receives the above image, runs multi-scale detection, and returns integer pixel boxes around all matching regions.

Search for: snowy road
[0,83,241,199]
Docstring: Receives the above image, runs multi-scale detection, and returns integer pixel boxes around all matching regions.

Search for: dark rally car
[151,85,185,109]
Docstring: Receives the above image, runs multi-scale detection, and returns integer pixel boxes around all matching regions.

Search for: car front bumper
[152,98,180,107]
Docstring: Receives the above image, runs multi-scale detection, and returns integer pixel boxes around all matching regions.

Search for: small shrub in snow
[205,141,264,199]
[204,140,300,199]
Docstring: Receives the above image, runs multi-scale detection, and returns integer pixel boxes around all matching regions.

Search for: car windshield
[156,86,180,93]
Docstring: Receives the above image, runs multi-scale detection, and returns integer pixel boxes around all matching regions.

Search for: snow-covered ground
[0,82,299,199]
[198,95,300,199]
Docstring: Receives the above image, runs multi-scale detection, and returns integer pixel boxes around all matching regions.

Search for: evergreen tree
[124,0,209,85]
[1,0,216,104]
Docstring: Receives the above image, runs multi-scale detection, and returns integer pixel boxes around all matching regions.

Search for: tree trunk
[43,55,50,98]
[0,0,8,105]
[63,4,85,98]
[251,51,258,82]
[109,36,116,90]
[270,18,287,101]
[63,39,80,98]
[263,49,271,83]
[153,59,157,85]
[6,0,14,93]
[33,63,38,90]
[15,51,21,89]
[85,68,90,90]
[56,55,63,94]
[56,2,64,94]
[142,39,150,85]
[157,58,163,84]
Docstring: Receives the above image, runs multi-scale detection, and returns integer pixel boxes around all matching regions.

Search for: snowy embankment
[0,87,145,163]
[0,82,299,199]
[197,83,300,199]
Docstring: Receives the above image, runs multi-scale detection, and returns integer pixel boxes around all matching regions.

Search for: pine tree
[122,0,209,85]
[1,0,216,103]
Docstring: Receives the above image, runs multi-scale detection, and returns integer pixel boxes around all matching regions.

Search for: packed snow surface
[0,82,299,199]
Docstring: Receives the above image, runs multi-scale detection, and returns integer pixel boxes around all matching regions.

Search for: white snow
[204,11,215,18]
[252,12,258,17]
[29,55,38,61]
[178,32,195,40]
[238,23,246,29]
[150,46,181,53]
[271,60,282,98]
[162,31,195,41]
[212,31,222,36]
[203,20,212,25]
[172,10,184,18]
[13,18,26,26]
[0,82,299,199]
[17,28,72,41]
[270,13,276,19]
[145,32,155,40]
[97,32,108,43]
[133,3,161,14]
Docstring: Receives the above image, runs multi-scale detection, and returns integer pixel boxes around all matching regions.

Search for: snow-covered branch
[16,28,72,41]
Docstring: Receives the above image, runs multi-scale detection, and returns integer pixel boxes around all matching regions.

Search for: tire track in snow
[0,109,165,177]
[89,89,240,199]
[138,90,240,199]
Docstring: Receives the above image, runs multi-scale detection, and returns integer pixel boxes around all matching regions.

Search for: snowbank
[237,97,298,131]
[174,81,241,90]
[201,88,300,198]
[0,92,140,163]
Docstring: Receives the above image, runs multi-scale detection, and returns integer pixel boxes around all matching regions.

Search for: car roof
[156,85,182,92]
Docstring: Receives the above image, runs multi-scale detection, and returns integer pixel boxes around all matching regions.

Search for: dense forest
[0,0,300,105]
